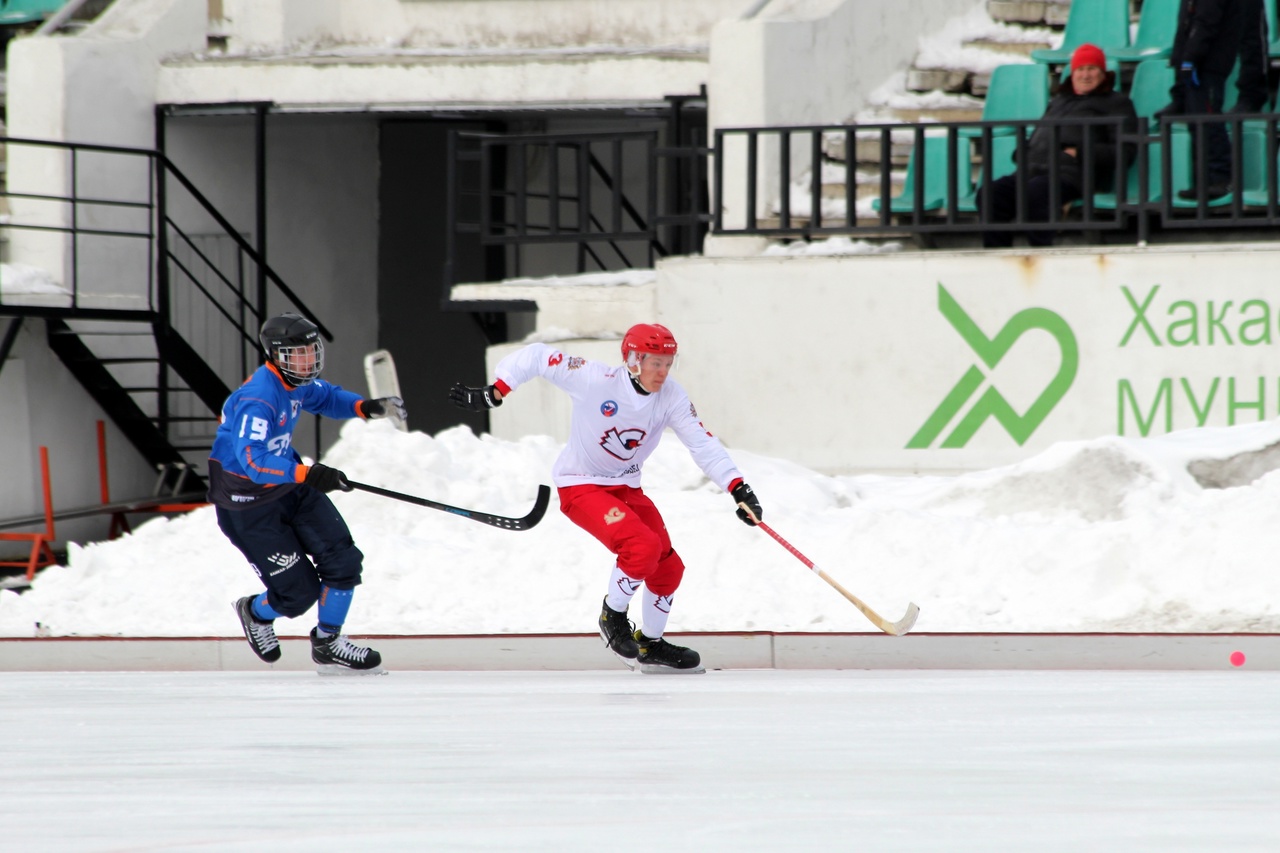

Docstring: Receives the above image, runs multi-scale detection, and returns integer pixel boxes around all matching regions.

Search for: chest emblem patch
[600,427,646,460]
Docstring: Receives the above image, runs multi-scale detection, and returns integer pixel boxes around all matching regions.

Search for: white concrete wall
[218,0,756,51]
[0,323,162,545]
[5,0,206,288]
[477,244,1280,476]
[709,0,981,227]
[159,113,381,419]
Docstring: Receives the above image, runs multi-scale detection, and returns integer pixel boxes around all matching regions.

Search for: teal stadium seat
[0,0,66,25]
[1221,60,1242,112]
[1030,0,1130,65]
[960,64,1051,139]
[956,135,1018,213]
[1266,0,1280,59]
[1128,59,1176,130]
[1092,140,1164,209]
[1107,0,1179,63]
[1239,134,1280,208]
[1166,126,1236,208]
[871,136,961,215]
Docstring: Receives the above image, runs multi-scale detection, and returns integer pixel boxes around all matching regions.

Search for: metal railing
[713,113,1280,245]
[444,128,711,294]
[0,135,328,454]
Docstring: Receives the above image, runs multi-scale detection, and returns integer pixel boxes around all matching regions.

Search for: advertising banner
[661,246,1280,474]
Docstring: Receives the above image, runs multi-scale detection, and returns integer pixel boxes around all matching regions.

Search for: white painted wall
[0,323,161,545]
[159,113,381,419]
[478,244,1280,476]
[211,0,754,51]
[709,0,981,227]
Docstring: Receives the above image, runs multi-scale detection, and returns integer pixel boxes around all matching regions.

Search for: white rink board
[660,244,1280,473]
[2,633,1276,672]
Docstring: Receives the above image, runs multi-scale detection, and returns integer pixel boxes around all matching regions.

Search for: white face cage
[274,340,324,385]
[625,351,678,373]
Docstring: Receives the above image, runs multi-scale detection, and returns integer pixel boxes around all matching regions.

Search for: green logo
[907,284,1078,449]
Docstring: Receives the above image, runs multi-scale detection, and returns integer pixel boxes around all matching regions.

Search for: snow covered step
[962,36,1051,58]
[988,0,1072,27]
[905,68,971,93]
[897,5,1057,100]
[889,103,985,124]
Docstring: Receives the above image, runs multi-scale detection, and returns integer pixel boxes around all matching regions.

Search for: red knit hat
[1070,43,1106,72]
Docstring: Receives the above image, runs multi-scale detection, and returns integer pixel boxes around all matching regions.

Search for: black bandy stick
[347,481,551,531]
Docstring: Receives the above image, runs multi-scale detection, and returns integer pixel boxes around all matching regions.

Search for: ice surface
[1,669,1277,852]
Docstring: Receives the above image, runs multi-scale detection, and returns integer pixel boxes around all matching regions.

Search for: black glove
[450,382,503,411]
[731,481,762,526]
[363,396,407,421]
[305,463,351,494]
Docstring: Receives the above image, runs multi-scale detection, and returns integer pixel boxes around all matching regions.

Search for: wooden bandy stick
[743,507,920,636]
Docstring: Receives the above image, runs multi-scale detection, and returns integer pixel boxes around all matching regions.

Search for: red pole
[97,420,110,504]
[40,446,55,541]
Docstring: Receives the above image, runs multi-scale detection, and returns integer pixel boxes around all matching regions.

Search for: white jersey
[494,342,743,491]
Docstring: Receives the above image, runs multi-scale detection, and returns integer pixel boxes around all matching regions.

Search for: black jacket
[1170,0,1249,75]
[1023,73,1138,191]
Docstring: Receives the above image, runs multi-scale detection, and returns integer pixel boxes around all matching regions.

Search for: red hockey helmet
[621,323,678,363]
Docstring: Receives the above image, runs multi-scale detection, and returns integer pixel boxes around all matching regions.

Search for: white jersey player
[450,323,764,673]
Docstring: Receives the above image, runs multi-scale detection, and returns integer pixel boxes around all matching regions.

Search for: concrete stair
[779,0,1099,230]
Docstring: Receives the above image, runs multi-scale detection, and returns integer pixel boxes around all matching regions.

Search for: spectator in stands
[1231,0,1270,113]
[1164,0,1249,198]
[978,44,1137,248]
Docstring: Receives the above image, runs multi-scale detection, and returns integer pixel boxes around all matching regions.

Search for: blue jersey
[207,363,364,509]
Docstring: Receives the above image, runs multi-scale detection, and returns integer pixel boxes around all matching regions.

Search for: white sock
[640,587,673,639]
[605,565,641,613]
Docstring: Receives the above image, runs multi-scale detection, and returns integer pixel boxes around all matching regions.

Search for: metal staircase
[45,317,230,473]
[0,135,330,486]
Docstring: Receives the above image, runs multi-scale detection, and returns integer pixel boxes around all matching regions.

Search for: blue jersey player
[208,313,406,674]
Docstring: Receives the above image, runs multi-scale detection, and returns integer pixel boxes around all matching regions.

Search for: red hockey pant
[557,484,686,596]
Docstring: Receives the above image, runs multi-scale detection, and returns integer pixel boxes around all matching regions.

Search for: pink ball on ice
[1229,651,1246,667]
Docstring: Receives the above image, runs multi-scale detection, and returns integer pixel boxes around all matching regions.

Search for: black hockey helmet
[259,312,323,386]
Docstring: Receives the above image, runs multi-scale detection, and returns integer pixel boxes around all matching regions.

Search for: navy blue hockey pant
[216,486,363,618]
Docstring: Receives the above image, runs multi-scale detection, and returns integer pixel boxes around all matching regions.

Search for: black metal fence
[713,113,1280,245]
[0,135,326,456]
[444,128,711,290]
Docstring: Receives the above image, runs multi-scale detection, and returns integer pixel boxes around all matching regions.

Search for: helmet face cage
[259,313,323,386]
[624,350,678,373]
[272,340,324,386]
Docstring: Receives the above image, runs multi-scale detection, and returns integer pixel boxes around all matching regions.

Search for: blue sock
[316,585,354,636]
[251,593,282,621]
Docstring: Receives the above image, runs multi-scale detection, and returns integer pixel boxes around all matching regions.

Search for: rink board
[0,632,1276,671]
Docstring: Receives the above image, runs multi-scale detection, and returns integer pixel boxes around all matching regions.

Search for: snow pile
[4,418,1280,637]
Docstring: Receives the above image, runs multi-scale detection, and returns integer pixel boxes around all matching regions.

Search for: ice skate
[310,629,386,675]
[233,596,281,663]
[634,630,704,674]
[598,597,639,669]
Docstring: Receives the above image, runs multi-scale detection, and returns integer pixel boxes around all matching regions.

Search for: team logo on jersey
[291,400,302,419]
[604,507,626,525]
[547,352,564,366]
[600,427,646,460]
[600,400,619,417]
[567,357,585,370]
[278,412,287,427]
